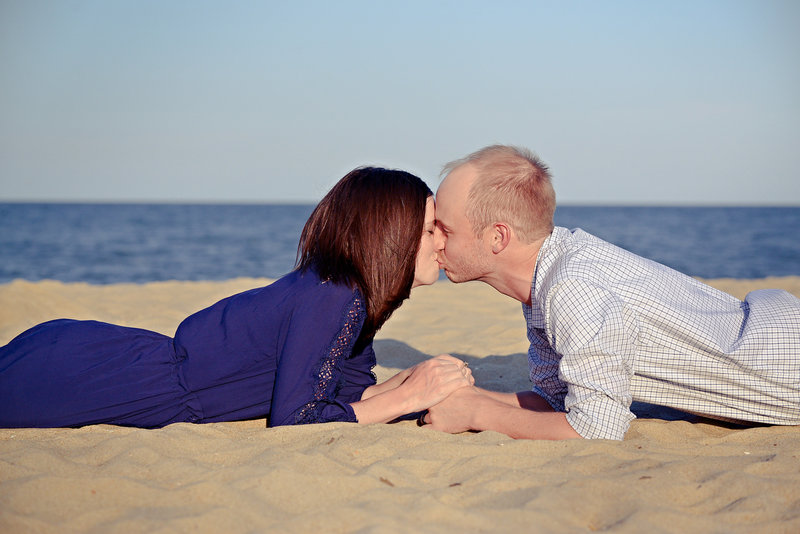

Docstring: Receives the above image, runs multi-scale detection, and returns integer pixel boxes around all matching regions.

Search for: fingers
[402,356,475,413]
[459,365,474,386]
[432,354,468,367]
[431,355,471,374]
[433,357,473,388]
[437,366,474,395]
[413,357,470,379]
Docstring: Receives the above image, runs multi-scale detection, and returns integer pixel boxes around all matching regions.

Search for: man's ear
[491,223,512,254]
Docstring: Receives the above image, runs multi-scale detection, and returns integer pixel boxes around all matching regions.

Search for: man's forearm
[468,394,582,440]
[427,387,583,440]
[474,388,557,411]
[474,388,520,407]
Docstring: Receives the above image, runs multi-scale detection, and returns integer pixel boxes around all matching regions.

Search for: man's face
[435,164,491,283]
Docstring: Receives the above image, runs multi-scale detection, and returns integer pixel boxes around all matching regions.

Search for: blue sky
[1,0,798,204]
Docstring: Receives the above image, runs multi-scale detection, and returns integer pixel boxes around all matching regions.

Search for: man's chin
[442,269,467,284]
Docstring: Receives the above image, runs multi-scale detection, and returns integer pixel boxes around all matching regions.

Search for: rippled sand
[2,277,799,533]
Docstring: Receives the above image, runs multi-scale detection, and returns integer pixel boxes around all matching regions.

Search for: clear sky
[1,0,798,204]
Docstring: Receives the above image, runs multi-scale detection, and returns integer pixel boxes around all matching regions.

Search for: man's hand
[425,386,485,433]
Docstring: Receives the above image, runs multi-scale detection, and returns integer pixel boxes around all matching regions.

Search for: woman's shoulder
[275,268,363,304]
[274,269,367,337]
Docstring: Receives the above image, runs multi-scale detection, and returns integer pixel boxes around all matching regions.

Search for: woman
[0,167,472,428]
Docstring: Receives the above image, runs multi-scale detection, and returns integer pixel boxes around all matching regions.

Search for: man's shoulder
[529,228,605,324]
[536,228,612,284]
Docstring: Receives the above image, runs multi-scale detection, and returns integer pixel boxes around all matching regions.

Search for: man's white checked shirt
[523,226,800,440]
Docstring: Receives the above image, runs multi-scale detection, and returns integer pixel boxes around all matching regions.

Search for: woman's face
[412,196,442,288]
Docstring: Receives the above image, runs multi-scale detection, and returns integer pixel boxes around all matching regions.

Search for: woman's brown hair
[296,167,433,342]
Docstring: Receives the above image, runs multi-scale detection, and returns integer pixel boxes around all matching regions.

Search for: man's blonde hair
[441,145,555,243]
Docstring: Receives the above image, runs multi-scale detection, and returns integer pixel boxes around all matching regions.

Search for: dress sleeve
[337,341,377,404]
[268,285,369,427]
[546,278,639,440]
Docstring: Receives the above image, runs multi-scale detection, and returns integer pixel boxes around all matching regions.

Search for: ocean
[1,203,798,284]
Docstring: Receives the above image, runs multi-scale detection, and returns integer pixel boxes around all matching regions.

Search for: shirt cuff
[565,395,635,440]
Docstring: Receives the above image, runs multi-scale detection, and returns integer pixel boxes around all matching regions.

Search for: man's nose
[433,225,446,250]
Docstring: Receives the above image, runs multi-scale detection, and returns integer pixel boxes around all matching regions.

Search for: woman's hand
[351,354,473,424]
[399,354,474,413]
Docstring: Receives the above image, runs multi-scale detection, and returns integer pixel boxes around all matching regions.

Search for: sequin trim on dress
[294,292,365,424]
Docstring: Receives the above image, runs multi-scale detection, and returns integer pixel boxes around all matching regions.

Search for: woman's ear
[491,223,512,254]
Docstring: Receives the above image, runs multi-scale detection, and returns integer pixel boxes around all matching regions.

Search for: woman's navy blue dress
[0,269,377,428]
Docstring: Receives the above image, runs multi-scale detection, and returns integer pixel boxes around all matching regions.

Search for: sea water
[0,203,798,284]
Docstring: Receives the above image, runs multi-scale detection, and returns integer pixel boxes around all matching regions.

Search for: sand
[1,277,799,533]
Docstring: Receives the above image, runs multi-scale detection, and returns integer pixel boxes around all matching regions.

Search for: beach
[1,277,799,533]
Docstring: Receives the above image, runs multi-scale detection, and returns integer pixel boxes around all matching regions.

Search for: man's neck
[481,237,545,306]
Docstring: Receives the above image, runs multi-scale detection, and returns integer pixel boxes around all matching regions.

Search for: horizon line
[1,199,799,208]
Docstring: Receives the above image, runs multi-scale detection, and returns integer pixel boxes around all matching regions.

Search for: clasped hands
[401,354,480,430]
[400,354,473,412]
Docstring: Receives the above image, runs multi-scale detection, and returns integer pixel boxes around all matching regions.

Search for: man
[425,144,800,440]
